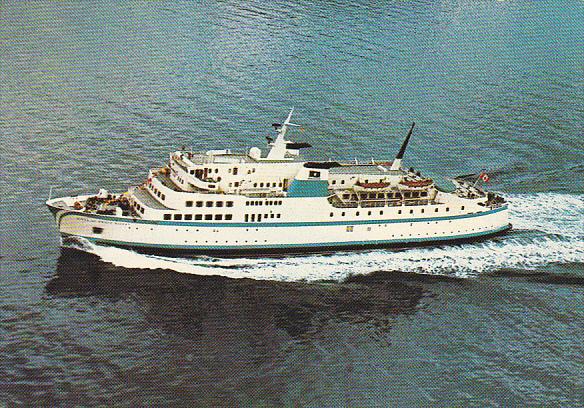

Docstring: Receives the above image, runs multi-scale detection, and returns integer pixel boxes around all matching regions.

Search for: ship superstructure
[47,110,510,255]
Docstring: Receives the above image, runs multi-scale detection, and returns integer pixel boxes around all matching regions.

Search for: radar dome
[249,147,262,160]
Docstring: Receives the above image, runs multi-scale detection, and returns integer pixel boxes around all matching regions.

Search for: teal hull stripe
[56,205,507,228]
[69,224,511,251]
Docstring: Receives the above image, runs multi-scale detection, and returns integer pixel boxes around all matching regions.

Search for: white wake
[63,193,584,282]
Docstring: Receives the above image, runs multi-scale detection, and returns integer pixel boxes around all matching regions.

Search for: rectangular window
[215,214,223,220]
[164,214,171,220]
[245,214,249,222]
[309,171,320,178]
[276,214,281,218]
[196,201,203,207]
[186,201,193,207]
[234,182,239,187]
[233,167,238,175]
[216,201,223,207]
[205,214,212,220]
[184,214,193,220]
[251,214,256,222]
[206,201,213,207]
[258,214,262,222]
[174,214,182,220]
[225,214,233,220]
[92,227,103,234]
[161,194,165,200]
[195,214,202,220]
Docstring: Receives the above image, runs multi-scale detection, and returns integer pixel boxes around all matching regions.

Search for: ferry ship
[47,110,511,256]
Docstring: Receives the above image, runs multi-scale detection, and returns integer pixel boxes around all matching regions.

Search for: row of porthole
[246,200,283,206]
[244,214,281,222]
[163,214,233,221]
[331,206,460,217]
[147,182,166,201]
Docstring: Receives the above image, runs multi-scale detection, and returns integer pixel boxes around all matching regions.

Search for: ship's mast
[266,108,301,160]
[390,122,415,171]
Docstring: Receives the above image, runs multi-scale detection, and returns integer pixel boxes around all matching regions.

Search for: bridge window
[164,214,171,220]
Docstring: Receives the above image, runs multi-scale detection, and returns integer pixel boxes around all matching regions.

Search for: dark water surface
[1,0,583,406]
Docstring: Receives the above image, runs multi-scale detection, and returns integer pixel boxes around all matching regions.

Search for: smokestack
[390,122,415,171]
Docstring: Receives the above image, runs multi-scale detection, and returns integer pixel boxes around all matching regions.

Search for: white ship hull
[49,198,511,256]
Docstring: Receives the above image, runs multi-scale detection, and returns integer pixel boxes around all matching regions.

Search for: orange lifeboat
[399,179,433,188]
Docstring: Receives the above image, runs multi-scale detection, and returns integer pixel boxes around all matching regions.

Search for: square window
[174,214,182,220]
[186,201,193,207]
[164,214,171,220]
[195,214,202,220]
[205,214,212,220]
[206,201,213,207]
[196,201,203,207]
[225,214,233,220]
[215,214,223,220]
[276,214,281,218]
[216,201,223,207]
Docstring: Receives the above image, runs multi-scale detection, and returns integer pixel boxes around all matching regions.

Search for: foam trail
[62,193,584,282]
